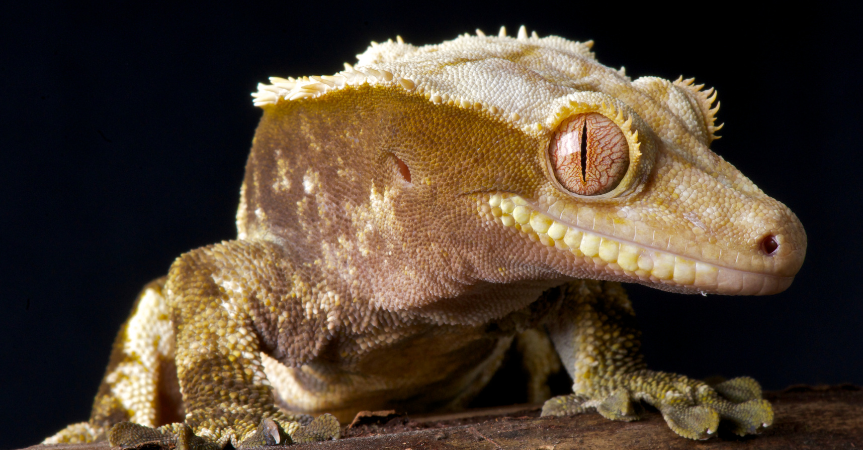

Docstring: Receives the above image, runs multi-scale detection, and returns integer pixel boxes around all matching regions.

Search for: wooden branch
[24,385,862,450]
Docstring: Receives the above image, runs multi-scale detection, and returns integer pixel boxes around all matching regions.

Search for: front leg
[542,280,772,440]
[110,242,339,449]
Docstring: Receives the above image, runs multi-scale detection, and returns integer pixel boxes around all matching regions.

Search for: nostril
[760,234,779,255]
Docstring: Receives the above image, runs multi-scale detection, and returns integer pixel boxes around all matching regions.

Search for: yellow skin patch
[45,26,805,447]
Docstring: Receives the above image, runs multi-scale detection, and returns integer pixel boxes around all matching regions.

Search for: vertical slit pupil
[580,120,588,182]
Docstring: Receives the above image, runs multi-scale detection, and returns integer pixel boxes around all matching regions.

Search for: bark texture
[25,385,861,450]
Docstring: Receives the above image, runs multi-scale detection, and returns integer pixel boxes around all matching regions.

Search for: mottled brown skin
[243,86,565,320]
[43,30,806,448]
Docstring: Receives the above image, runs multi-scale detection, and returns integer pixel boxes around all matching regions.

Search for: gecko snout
[757,210,807,282]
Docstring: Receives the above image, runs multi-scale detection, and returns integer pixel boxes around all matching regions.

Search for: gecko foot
[107,414,339,449]
[290,413,341,443]
[237,414,341,446]
[541,388,643,421]
[42,422,107,444]
[238,418,288,447]
[541,371,773,440]
[109,422,221,450]
[541,393,591,417]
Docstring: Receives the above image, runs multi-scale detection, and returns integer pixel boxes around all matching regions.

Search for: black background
[3,2,861,448]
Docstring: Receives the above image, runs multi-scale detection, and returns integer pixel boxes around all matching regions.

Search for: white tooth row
[480,193,719,288]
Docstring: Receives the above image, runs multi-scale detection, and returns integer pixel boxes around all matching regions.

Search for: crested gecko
[44,26,806,446]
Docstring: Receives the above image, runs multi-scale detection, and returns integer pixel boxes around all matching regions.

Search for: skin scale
[43,26,806,447]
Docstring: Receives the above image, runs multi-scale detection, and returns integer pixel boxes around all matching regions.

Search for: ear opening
[392,153,412,183]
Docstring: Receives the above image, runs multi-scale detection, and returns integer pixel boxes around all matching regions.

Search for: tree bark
[25,385,862,450]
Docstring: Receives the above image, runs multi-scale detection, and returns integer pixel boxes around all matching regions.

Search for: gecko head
[393,31,805,297]
[469,82,808,296]
[432,35,806,297]
[243,30,806,309]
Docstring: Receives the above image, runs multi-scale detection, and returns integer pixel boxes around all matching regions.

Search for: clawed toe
[722,399,773,436]
[660,404,720,440]
[541,390,643,422]
[541,394,592,417]
[712,376,763,403]
[239,418,287,448]
[596,388,641,422]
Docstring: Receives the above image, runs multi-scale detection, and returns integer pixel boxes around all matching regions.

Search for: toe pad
[291,413,341,443]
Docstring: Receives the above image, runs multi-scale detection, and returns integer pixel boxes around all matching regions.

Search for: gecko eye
[549,113,629,196]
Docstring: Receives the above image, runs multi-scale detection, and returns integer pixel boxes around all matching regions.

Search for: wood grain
[24,385,861,450]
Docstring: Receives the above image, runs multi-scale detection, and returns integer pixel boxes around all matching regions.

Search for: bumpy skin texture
[44,27,806,447]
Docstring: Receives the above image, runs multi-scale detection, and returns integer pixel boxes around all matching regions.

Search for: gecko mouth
[476,193,793,296]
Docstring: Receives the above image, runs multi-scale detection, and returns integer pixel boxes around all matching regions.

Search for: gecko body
[45,27,806,446]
